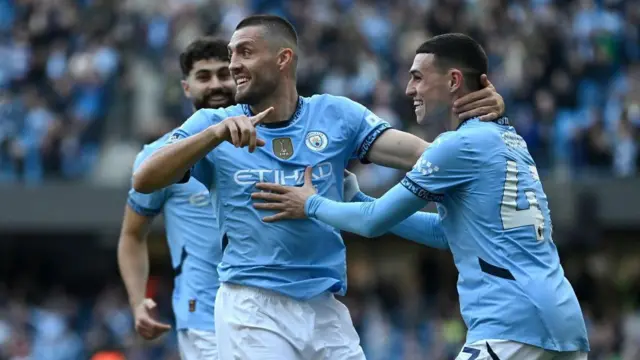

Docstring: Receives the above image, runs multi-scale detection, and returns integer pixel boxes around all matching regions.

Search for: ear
[448,69,464,93]
[181,79,191,98]
[277,48,294,71]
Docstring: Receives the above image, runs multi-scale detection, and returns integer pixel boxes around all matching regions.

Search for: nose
[405,82,416,97]
[207,76,222,90]
[229,55,242,75]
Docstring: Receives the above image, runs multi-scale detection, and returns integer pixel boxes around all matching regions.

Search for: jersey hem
[465,333,590,353]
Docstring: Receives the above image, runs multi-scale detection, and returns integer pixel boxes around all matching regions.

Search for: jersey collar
[241,97,305,129]
[457,116,510,130]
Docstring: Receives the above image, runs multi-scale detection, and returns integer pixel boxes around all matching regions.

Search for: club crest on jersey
[305,131,328,152]
[273,137,294,160]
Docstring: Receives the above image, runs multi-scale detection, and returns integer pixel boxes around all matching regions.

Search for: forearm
[306,183,426,238]
[132,126,222,193]
[117,234,150,308]
[351,192,448,249]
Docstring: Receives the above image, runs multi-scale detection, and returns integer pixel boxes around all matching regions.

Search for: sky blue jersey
[305,118,589,352]
[167,95,391,300]
[128,133,221,331]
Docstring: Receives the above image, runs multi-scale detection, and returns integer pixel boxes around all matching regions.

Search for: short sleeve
[402,132,476,203]
[127,150,167,216]
[339,98,392,163]
[165,109,219,189]
[166,109,216,144]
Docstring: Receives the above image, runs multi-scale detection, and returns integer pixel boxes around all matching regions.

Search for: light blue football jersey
[402,118,589,352]
[168,95,391,300]
[128,133,221,331]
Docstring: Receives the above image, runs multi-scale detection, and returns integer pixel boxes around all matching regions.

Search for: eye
[218,69,231,80]
[196,73,211,81]
[242,49,251,57]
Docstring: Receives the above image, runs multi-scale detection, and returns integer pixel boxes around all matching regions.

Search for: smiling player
[251,33,589,360]
[132,17,506,360]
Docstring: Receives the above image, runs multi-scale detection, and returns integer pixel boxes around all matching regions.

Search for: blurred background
[0,0,639,359]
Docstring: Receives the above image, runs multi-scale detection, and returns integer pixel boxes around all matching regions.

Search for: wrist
[206,124,226,144]
[129,296,144,310]
[304,194,320,218]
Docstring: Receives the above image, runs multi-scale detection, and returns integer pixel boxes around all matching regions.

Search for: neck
[448,92,468,130]
[447,109,462,131]
[250,80,298,124]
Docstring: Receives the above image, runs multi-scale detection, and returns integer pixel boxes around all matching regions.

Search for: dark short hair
[416,33,488,91]
[235,14,298,48]
[179,37,229,78]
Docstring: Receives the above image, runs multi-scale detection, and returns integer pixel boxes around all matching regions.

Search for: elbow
[132,170,154,194]
[360,222,387,238]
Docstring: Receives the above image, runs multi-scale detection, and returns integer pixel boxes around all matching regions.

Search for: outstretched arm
[343,171,448,249]
[133,108,273,193]
[349,191,448,249]
[253,132,472,245]
[305,182,428,239]
[253,167,432,239]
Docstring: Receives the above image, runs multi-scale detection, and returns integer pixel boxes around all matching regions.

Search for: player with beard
[252,33,589,360]
[132,16,506,359]
[118,37,234,360]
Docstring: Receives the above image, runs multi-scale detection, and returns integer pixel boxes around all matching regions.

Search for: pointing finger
[251,107,274,125]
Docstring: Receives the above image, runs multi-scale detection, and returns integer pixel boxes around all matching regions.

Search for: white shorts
[177,329,218,360]
[456,339,588,360]
[214,282,365,360]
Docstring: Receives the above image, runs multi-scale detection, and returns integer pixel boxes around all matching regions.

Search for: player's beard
[193,88,235,110]
[235,73,278,106]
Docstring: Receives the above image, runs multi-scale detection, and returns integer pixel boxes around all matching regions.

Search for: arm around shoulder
[366,129,429,171]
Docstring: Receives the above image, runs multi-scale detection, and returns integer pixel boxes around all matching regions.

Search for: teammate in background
[132,15,506,360]
[117,37,235,360]
[252,33,589,360]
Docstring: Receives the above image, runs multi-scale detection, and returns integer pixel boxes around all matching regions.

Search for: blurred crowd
[1,237,640,360]
[0,0,638,185]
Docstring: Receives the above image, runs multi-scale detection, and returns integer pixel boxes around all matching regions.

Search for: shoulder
[416,130,481,170]
[190,105,243,125]
[307,94,365,114]
[132,133,169,171]
[460,120,524,154]
[426,131,466,154]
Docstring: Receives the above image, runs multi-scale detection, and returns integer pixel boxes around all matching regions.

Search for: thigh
[456,339,546,360]
[177,329,218,360]
[310,295,366,360]
[214,283,311,360]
